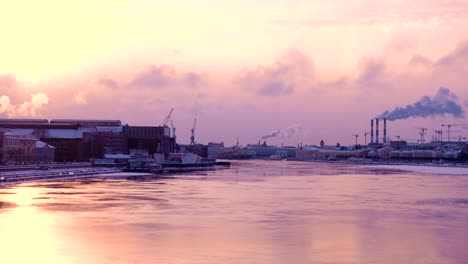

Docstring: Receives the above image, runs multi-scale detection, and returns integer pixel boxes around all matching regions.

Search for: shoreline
[0,165,122,186]
[2,159,468,186]
[288,158,468,168]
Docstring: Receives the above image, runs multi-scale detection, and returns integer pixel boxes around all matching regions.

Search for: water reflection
[1,160,468,263]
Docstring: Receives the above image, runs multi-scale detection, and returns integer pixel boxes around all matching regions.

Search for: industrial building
[0,119,175,162]
[124,125,175,156]
[0,130,55,164]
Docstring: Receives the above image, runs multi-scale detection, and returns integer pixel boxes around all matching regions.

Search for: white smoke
[261,124,305,141]
[0,92,49,117]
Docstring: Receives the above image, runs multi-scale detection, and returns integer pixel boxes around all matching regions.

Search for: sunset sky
[1,0,468,145]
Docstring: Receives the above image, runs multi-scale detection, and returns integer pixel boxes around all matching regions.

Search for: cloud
[258,81,294,96]
[316,57,390,93]
[316,77,349,91]
[268,1,468,28]
[183,72,206,88]
[436,41,468,67]
[129,65,176,89]
[98,77,119,89]
[236,50,315,96]
[409,55,432,66]
[74,91,87,104]
[0,92,49,117]
[0,75,17,90]
[0,96,12,114]
[99,65,207,90]
[356,59,388,88]
[0,75,23,103]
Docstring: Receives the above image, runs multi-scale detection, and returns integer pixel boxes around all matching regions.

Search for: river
[1,160,468,264]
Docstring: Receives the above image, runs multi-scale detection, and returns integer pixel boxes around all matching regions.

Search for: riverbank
[291,158,468,168]
[0,162,231,186]
[0,165,122,185]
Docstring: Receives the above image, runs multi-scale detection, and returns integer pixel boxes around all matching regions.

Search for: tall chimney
[376,118,380,144]
[370,119,374,144]
[383,118,387,143]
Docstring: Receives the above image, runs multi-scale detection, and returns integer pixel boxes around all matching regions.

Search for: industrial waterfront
[0,118,467,168]
[1,160,468,264]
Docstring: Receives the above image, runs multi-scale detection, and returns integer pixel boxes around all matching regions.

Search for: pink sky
[1,0,468,145]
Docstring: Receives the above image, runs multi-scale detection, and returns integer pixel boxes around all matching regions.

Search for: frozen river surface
[1,160,468,264]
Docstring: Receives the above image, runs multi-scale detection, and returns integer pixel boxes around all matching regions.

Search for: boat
[162,152,230,172]
[124,150,162,173]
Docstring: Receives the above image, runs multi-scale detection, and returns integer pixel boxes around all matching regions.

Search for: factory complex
[0,118,175,164]
[207,118,468,163]
[0,117,467,166]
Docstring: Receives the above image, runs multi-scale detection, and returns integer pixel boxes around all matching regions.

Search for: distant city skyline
[1,0,468,145]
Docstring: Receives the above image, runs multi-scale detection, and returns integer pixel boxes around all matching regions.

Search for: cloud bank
[0,92,49,117]
[236,50,315,96]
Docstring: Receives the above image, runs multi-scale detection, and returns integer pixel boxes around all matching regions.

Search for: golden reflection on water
[0,187,71,263]
[1,161,468,264]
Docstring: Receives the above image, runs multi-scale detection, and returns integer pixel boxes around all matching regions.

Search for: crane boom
[160,108,174,126]
[190,118,197,145]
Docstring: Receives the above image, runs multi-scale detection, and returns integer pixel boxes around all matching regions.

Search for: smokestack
[370,119,374,144]
[376,118,380,144]
[383,118,387,143]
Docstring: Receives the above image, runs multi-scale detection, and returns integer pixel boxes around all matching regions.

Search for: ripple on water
[33,202,134,212]
[416,198,468,207]
[0,201,16,209]
[27,183,76,189]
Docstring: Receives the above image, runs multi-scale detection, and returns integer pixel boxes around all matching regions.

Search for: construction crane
[170,120,176,140]
[352,134,359,146]
[160,108,174,127]
[395,135,401,141]
[190,118,197,145]
[364,132,369,145]
[442,124,455,141]
[418,128,428,143]
[434,130,443,141]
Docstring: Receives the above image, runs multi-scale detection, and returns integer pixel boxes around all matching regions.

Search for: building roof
[0,118,49,124]
[104,154,130,159]
[96,126,123,133]
[36,141,55,148]
[3,126,124,139]
[3,129,34,136]
[50,119,122,126]
[45,129,82,139]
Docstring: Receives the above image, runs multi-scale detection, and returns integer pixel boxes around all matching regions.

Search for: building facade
[124,125,175,156]
[0,131,55,164]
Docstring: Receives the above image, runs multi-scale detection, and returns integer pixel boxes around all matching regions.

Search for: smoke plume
[376,87,465,121]
[261,130,281,140]
[0,92,49,117]
[260,124,304,141]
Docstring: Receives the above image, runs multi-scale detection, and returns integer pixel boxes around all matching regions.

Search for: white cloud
[0,92,49,117]
[74,91,87,104]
